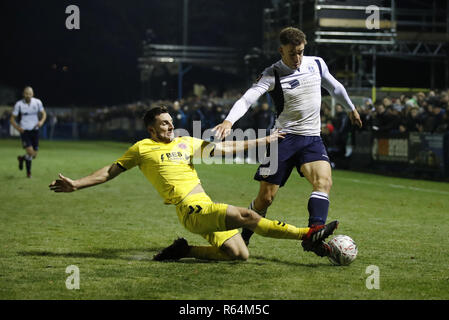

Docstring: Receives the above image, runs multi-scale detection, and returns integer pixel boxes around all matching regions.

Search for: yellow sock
[188,246,234,261]
[253,217,309,240]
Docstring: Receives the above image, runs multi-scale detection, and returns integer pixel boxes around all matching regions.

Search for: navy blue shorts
[254,134,329,187]
[21,130,39,151]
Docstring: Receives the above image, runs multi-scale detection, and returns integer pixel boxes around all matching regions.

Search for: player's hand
[348,109,363,128]
[212,120,232,140]
[49,173,78,193]
[18,127,24,134]
[265,129,286,144]
[37,121,44,128]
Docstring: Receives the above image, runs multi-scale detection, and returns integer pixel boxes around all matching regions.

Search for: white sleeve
[225,69,274,125]
[37,99,44,112]
[12,102,20,116]
[320,58,355,111]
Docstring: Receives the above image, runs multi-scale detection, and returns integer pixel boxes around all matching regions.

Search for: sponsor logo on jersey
[288,79,300,89]
[161,151,190,162]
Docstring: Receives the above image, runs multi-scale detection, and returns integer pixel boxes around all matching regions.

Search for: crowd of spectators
[67,93,275,137]
[320,88,449,161]
[1,89,448,146]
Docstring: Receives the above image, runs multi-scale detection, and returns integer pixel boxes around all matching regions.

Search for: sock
[188,246,233,261]
[24,154,33,174]
[253,217,309,240]
[308,191,330,227]
[241,200,267,243]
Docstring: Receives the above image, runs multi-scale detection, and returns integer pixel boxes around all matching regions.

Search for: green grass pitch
[1,138,449,300]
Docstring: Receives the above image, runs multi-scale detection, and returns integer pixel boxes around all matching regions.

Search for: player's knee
[258,193,275,208]
[314,176,332,193]
[237,249,249,261]
[223,242,249,261]
[233,208,259,229]
[227,248,249,261]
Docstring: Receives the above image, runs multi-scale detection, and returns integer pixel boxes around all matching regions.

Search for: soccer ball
[328,235,358,266]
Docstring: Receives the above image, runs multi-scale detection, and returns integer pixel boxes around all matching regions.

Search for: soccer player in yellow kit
[49,106,338,261]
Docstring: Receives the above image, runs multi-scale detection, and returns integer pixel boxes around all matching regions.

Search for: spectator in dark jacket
[403,106,423,132]
[422,100,444,133]
[372,101,401,133]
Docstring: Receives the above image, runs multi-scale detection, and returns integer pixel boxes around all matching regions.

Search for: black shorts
[21,130,39,151]
[254,134,330,187]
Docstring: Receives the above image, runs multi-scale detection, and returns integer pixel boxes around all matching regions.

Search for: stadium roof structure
[262,0,449,90]
[138,44,241,100]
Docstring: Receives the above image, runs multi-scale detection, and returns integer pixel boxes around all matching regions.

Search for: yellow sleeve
[115,142,140,170]
[190,137,215,158]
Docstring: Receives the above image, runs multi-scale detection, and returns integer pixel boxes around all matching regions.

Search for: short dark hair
[279,27,307,46]
[143,106,169,127]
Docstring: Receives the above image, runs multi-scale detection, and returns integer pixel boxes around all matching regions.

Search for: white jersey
[12,97,44,131]
[225,56,355,136]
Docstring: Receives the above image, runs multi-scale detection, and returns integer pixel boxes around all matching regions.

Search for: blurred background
[1,0,448,179]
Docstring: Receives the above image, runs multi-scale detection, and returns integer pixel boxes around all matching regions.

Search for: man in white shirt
[10,87,47,178]
[213,27,362,258]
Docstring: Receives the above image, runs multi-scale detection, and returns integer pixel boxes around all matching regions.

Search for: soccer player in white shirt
[10,87,47,178]
[213,27,362,258]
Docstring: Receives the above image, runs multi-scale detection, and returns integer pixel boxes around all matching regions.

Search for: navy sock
[25,155,32,174]
[307,191,329,227]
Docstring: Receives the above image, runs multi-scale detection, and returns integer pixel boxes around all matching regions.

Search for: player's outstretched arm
[348,109,362,128]
[211,120,233,141]
[49,163,124,193]
[320,58,362,128]
[212,87,265,140]
[211,130,285,156]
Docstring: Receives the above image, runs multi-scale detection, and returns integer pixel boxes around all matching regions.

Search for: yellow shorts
[176,192,239,248]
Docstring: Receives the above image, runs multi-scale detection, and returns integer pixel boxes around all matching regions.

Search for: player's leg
[153,233,249,262]
[24,146,37,178]
[184,205,337,260]
[184,199,249,260]
[300,160,334,256]
[241,181,279,245]
[154,194,337,261]
[242,135,297,245]
[254,181,280,211]
[18,131,36,178]
[17,131,29,171]
[300,160,332,226]
[26,130,40,178]
[220,233,249,260]
[187,233,249,261]
[154,194,248,261]
[226,205,337,242]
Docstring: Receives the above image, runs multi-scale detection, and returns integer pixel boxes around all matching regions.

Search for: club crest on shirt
[178,143,187,150]
[308,65,315,73]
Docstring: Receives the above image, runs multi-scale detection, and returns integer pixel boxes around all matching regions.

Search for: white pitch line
[337,177,449,195]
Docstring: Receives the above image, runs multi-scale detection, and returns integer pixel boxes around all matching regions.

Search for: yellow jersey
[115,136,213,205]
